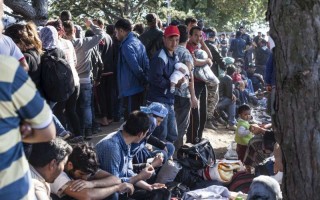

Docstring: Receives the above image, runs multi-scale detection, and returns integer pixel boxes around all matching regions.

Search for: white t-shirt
[0,35,25,61]
[50,172,71,198]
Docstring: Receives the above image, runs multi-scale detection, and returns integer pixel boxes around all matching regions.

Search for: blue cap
[143,102,168,118]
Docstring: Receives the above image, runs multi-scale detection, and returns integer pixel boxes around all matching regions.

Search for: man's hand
[190,96,198,109]
[266,85,272,92]
[118,183,134,195]
[139,164,154,180]
[151,154,163,168]
[69,180,94,192]
[175,77,185,88]
[20,122,32,139]
[84,18,93,28]
[151,183,166,190]
[232,94,237,102]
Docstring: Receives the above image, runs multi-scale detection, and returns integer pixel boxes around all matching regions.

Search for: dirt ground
[91,121,235,159]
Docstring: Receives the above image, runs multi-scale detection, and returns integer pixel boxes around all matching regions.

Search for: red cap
[164,25,180,37]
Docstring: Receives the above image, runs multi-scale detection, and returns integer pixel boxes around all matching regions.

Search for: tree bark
[4,0,48,25]
[268,0,320,199]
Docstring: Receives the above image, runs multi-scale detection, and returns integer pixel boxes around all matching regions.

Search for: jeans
[187,82,207,144]
[216,97,236,126]
[152,103,178,143]
[174,95,191,151]
[77,83,92,135]
[53,114,67,136]
[123,92,144,120]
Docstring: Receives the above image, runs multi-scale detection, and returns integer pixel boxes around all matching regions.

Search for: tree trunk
[268,1,320,199]
[4,0,48,25]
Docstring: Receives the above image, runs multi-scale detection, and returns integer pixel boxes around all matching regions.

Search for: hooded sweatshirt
[72,24,106,84]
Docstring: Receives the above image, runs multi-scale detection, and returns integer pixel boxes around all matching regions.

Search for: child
[169,62,190,93]
[234,104,258,170]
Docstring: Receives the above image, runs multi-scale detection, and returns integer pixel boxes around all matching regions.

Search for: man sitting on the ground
[28,138,72,200]
[50,143,134,199]
[96,111,166,197]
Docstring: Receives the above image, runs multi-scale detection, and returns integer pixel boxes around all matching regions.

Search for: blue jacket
[265,53,275,86]
[117,32,149,98]
[147,48,179,105]
[230,37,246,59]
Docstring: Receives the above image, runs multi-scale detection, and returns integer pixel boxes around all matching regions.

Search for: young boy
[235,104,259,167]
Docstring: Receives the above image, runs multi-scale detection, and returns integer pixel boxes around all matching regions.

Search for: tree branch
[4,0,36,19]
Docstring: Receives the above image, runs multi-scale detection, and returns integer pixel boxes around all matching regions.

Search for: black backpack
[177,138,216,170]
[40,51,75,102]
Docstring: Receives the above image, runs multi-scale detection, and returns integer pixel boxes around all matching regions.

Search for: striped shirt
[0,55,53,199]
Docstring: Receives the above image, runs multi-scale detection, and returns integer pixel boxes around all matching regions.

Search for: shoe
[205,121,217,130]
[84,129,93,140]
[59,131,72,140]
[226,124,237,131]
[216,117,227,126]
[211,119,219,127]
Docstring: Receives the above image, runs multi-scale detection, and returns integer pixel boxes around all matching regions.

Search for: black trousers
[186,82,207,144]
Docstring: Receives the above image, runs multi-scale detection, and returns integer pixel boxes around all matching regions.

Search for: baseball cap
[140,102,168,118]
[164,25,180,37]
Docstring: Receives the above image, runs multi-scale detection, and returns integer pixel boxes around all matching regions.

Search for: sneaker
[216,117,227,126]
[226,124,237,131]
[84,129,93,140]
[59,131,72,140]
[205,121,217,130]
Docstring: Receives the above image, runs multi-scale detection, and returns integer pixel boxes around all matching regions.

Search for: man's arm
[200,39,212,59]
[22,121,55,143]
[64,183,133,200]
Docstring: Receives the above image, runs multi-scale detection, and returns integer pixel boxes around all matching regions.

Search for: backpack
[166,182,190,198]
[177,138,216,170]
[227,171,255,193]
[40,51,75,102]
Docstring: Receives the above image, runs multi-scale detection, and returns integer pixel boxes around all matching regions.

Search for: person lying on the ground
[50,143,134,200]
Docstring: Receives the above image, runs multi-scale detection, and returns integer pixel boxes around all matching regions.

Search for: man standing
[146,25,181,143]
[115,18,149,120]
[229,31,246,60]
[0,2,56,199]
[139,13,163,60]
[205,28,226,130]
[186,26,213,144]
[63,19,106,139]
[239,26,252,46]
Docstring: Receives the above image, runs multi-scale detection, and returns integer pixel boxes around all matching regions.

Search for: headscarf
[40,25,58,50]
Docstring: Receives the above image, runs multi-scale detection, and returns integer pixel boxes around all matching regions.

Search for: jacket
[205,40,226,76]
[230,37,246,59]
[147,48,178,105]
[117,32,149,98]
[139,27,163,59]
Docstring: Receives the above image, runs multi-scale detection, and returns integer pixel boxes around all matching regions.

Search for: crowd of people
[0,0,282,198]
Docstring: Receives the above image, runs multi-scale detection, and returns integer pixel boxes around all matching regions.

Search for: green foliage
[48,0,268,30]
